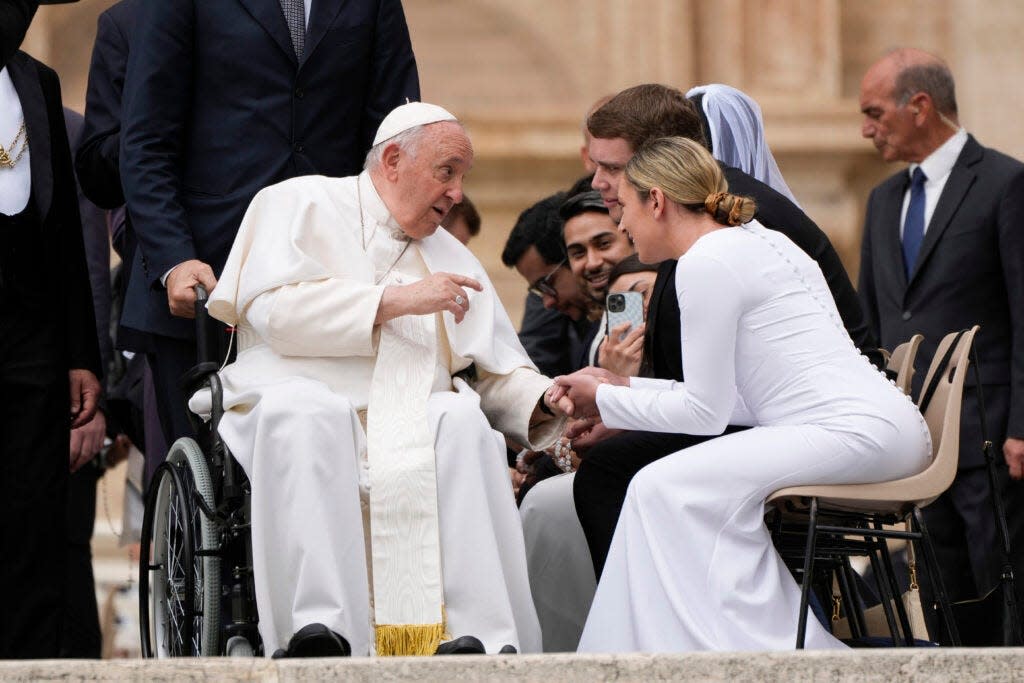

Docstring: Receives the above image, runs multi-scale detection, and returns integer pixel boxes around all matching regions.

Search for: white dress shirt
[899,127,968,237]
[0,67,31,216]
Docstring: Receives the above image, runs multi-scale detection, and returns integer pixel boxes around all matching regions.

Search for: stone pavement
[3,649,1024,682]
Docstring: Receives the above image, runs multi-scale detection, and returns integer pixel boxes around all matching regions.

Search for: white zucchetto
[372,101,457,147]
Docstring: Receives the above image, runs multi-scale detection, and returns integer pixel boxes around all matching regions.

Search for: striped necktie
[279,0,305,59]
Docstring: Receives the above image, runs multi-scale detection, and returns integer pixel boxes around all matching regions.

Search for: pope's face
[391,122,474,240]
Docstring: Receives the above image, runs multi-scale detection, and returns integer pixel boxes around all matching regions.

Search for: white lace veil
[686,83,801,208]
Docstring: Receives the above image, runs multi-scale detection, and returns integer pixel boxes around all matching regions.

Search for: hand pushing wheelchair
[138,285,261,657]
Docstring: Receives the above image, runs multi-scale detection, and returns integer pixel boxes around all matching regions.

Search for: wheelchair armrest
[180,362,223,396]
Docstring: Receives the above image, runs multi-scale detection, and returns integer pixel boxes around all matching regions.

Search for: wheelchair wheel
[139,438,222,657]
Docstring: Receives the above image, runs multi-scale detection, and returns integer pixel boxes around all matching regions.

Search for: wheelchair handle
[194,284,211,362]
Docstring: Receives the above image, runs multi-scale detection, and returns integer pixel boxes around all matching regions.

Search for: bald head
[859,47,959,163]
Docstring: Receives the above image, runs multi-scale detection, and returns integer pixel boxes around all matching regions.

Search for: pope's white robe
[194,173,563,656]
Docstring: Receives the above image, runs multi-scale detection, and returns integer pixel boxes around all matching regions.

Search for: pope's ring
[454,295,465,306]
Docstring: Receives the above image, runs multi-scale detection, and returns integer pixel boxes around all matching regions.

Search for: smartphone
[606,291,644,340]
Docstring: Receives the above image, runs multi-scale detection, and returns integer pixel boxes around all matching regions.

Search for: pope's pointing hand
[377,272,483,324]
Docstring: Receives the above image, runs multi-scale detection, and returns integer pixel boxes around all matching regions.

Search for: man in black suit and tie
[120,0,420,449]
[572,83,881,578]
[858,48,1024,639]
[0,0,103,658]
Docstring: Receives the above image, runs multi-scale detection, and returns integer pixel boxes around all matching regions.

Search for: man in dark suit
[76,0,171,484]
[858,48,1024,638]
[572,83,881,577]
[120,0,419,447]
[0,1,103,657]
[61,106,112,659]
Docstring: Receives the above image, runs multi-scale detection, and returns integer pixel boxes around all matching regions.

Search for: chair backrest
[888,334,924,396]
[914,326,978,506]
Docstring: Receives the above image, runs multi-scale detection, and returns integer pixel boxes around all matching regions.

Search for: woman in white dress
[552,137,931,652]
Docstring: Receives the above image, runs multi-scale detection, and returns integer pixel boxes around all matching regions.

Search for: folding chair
[768,327,977,647]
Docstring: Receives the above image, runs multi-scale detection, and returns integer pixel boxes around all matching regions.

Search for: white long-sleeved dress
[577,220,932,652]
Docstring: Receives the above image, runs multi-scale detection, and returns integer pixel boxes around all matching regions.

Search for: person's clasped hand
[565,415,621,452]
[551,367,629,418]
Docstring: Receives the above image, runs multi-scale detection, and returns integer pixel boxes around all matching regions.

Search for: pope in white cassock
[194,102,569,658]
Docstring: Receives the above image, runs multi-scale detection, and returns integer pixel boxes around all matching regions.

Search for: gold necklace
[357,175,412,285]
[0,120,28,169]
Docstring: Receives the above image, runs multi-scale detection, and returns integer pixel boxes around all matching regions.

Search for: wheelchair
[138,285,261,657]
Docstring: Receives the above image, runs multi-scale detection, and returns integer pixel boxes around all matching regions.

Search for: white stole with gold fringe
[365,235,446,656]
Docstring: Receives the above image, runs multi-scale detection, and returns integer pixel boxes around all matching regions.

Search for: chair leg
[867,541,903,646]
[874,522,914,645]
[838,558,865,639]
[913,507,961,646]
[796,498,818,649]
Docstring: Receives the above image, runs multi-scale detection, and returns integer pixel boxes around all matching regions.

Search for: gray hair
[893,62,958,117]
[363,124,427,171]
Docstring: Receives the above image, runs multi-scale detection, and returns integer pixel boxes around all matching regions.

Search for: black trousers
[918,462,1024,644]
[147,334,200,448]
[60,462,102,658]
[573,426,748,578]
[0,308,68,658]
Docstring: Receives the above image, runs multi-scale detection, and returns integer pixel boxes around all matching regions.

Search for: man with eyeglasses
[502,191,598,377]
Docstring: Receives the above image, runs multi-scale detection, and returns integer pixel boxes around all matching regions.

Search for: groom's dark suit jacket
[859,135,1024,469]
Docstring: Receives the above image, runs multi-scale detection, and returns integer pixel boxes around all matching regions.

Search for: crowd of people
[2,0,1023,661]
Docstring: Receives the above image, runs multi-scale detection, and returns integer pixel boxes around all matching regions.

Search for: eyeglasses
[529,259,566,298]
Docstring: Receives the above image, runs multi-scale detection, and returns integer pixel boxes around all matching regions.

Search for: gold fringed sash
[366,299,446,656]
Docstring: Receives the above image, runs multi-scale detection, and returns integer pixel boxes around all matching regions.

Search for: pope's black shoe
[498,644,517,654]
[272,623,352,658]
[433,635,486,655]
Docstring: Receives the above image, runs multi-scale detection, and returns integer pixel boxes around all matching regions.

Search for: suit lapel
[303,0,344,67]
[236,0,297,66]
[7,53,51,219]
[907,138,981,287]
[879,175,909,292]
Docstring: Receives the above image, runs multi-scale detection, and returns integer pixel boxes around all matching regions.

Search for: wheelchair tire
[225,635,255,657]
[139,438,222,657]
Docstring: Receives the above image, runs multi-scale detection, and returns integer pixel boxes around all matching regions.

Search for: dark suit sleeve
[518,292,573,377]
[76,8,129,210]
[998,169,1024,438]
[41,70,101,376]
[359,0,420,152]
[66,109,114,377]
[857,189,881,344]
[120,0,196,286]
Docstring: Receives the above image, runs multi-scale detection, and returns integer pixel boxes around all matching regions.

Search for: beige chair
[888,334,924,396]
[768,326,978,647]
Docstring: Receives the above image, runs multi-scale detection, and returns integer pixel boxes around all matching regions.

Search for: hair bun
[705,191,753,226]
[704,191,727,217]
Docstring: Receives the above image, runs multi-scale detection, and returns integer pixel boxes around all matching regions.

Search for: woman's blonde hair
[624,136,756,226]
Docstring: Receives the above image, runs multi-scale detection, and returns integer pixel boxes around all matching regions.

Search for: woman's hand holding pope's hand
[552,367,629,418]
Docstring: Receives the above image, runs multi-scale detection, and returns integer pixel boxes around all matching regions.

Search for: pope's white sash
[366,274,446,656]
